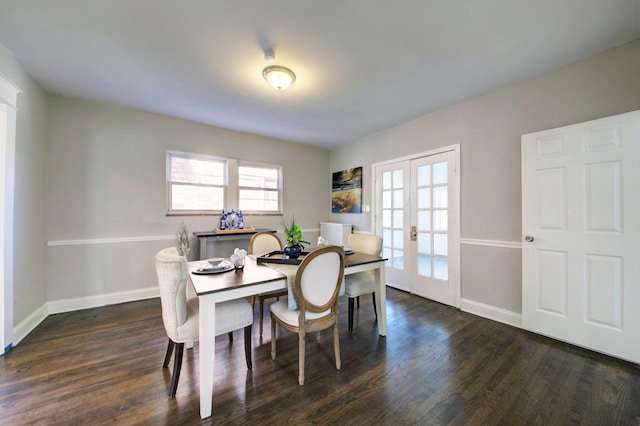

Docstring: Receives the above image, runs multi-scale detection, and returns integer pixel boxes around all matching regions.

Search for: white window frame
[166,150,228,215]
[166,151,283,216]
[237,161,283,215]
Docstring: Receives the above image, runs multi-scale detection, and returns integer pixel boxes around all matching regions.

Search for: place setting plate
[192,258,235,275]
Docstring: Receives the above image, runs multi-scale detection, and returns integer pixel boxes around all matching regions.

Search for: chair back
[294,246,345,314]
[347,233,383,256]
[155,246,189,342]
[248,231,283,255]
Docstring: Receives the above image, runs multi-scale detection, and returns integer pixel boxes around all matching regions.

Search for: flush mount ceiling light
[262,65,296,90]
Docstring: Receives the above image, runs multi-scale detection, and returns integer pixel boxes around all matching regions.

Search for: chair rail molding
[47,228,322,247]
[47,234,176,246]
[460,238,522,250]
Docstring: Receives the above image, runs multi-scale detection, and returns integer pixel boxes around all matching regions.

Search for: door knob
[524,235,534,242]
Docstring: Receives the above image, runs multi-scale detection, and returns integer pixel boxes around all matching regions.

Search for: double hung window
[167,150,282,215]
[238,164,281,212]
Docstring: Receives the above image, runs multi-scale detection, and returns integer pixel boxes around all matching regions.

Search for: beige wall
[0,45,49,326]
[45,98,330,300]
[329,40,640,318]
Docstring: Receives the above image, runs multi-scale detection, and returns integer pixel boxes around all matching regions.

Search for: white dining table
[187,251,387,419]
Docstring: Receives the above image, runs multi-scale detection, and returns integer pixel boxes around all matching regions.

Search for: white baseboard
[13,302,48,346]
[13,289,520,349]
[12,287,160,347]
[47,287,159,315]
[460,298,522,329]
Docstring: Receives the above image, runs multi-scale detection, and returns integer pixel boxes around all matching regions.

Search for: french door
[374,147,460,307]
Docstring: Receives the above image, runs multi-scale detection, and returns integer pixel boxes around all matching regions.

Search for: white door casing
[0,73,19,355]
[522,110,640,363]
[374,146,460,307]
[0,104,7,354]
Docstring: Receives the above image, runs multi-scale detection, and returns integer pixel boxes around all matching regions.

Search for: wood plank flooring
[1,288,639,425]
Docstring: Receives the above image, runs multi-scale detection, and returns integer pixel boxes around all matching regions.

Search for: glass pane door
[382,168,405,269]
[375,148,459,305]
[409,151,456,304]
[376,162,410,292]
[416,160,448,281]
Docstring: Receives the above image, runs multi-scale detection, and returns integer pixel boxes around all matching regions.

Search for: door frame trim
[0,73,20,355]
[372,144,461,308]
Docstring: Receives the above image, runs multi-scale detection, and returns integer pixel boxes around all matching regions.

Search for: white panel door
[375,148,460,306]
[522,110,640,363]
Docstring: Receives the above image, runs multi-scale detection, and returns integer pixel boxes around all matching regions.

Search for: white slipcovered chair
[248,231,287,337]
[155,247,253,398]
[344,233,383,333]
[270,245,345,385]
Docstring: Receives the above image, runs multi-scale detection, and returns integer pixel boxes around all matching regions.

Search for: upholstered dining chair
[344,233,383,333]
[270,245,345,385]
[155,246,253,398]
[248,231,287,337]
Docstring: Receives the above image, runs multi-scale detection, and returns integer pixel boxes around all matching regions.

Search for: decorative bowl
[207,257,224,266]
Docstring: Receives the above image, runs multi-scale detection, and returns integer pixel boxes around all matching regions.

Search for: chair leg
[163,339,174,368]
[244,325,252,370]
[270,316,277,360]
[333,323,341,370]
[259,297,265,337]
[168,342,184,398]
[228,331,233,342]
[348,297,355,333]
[356,295,360,307]
[372,292,378,319]
[298,332,306,386]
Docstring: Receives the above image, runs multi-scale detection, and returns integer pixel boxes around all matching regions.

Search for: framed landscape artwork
[331,167,362,213]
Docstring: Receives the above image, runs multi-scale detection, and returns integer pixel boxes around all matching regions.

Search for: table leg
[199,296,216,418]
[374,263,387,336]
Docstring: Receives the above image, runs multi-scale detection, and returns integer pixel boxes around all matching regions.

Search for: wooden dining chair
[344,233,383,332]
[248,231,287,337]
[270,245,345,385]
[155,247,253,398]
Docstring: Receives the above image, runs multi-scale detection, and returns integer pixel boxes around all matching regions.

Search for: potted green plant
[282,217,309,259]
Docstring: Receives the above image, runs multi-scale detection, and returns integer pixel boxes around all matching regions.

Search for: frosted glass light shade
[262,65,296,90]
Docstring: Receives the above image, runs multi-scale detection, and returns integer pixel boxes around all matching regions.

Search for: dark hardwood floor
[1,288,639,425]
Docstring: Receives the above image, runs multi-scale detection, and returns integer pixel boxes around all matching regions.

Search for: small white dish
[207,257,224,266]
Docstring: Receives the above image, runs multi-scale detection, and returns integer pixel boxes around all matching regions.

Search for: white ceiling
[0,1,638,149]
